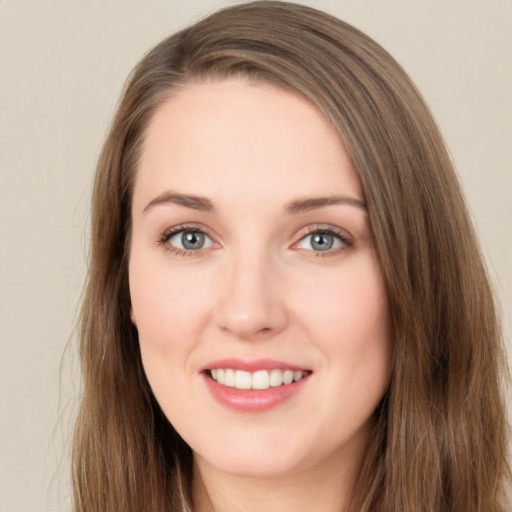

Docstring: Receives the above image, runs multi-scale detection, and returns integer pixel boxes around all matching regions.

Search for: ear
[130,306,137,327]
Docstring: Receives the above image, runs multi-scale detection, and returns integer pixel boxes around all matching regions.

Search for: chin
[199,451,305,479]
[190,416,374,483]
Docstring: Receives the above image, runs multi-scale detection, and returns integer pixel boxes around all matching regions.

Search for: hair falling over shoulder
[73,2,510,511]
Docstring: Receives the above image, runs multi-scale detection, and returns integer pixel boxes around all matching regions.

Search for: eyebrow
[142,191,367,214]
[143,192,214,213]
[285,195,367,214]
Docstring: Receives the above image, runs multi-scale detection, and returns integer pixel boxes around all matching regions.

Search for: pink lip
[199,358,310,373]
[199,358,312,413]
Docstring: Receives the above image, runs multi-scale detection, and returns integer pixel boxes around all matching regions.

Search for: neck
[191,446,364,512]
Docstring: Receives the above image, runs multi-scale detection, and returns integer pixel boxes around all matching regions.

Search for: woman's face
[129,79,392,479]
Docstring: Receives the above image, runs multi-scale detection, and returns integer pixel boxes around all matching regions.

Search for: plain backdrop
[1,1,511,511]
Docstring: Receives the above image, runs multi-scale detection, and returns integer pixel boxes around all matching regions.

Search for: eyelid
[168,230,214,250]
[156,222,352,257]
[157,223,218,255]
[291,224,353,255]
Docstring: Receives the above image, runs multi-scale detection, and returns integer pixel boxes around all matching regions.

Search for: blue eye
[168,230,214,251]
[297,231,344,252]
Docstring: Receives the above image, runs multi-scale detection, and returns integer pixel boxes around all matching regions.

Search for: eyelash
[294,225,353,257]
[156,223,353,258]
[157,224,212,257]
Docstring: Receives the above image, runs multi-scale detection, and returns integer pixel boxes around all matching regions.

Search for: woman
[73,2,510,511]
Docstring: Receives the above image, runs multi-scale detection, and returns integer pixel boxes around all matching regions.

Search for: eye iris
[182,232,204,250]
[311,233,333,251]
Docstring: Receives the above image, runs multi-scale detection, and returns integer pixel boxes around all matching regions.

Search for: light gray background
[1,1,511,511]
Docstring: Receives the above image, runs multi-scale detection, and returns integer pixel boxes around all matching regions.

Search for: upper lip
[199,358,312,373]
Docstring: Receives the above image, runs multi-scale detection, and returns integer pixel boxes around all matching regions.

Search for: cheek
[129,257,212,351]
[128,257,211,415]
[295,255,392,401]
[297,256,390,347]
[128,258,222,417]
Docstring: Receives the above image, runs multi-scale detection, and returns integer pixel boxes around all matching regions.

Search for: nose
[213,248,288,340]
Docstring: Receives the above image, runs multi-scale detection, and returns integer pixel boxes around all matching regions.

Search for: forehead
[133,78,363,214]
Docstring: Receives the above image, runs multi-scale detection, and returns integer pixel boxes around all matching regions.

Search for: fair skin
[129,78,392,512]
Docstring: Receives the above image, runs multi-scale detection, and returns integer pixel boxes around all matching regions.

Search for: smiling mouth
[208,368,311,390]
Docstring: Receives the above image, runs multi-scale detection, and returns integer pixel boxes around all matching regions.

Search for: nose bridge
[214,240,287,339]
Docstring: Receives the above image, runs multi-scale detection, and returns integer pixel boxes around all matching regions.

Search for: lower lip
[202,373,310,412]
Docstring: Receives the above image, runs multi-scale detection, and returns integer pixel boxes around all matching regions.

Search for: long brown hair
[73,2,510,511]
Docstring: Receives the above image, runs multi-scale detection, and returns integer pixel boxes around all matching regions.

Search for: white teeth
[224,369,235,387]
[283,370,294,385]
[252,370,270,390]
[234,370,252,389]
[210,368,308,390]
[269,369,283,387]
